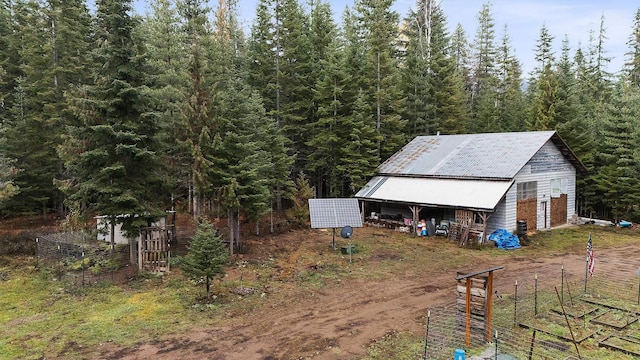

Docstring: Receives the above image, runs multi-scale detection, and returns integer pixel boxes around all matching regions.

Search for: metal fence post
[561,264,564,305]
[513,280,518,326]
[494,330,498,360]
[534,274,538,316]
[423,310,430,360]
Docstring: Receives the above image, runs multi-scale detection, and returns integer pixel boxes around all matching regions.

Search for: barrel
[516,220,527,236]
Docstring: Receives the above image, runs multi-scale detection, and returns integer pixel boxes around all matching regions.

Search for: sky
[132,0,638,76]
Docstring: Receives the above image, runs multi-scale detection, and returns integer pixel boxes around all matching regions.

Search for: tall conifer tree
[356,0,405,159]
[60,0,168,239]
[528,24,558,130]
[143,0,191,205]
[468,3,499,132]
[495,25,525,132]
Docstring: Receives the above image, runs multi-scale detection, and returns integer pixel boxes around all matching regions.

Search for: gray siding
[487,194,509,235]
[508,141,577,231]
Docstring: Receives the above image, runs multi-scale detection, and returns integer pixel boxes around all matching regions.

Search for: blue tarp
[619,220,632,228]
[488,229,521,250]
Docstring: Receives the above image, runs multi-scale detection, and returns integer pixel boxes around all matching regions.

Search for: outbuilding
[355,131,586,241]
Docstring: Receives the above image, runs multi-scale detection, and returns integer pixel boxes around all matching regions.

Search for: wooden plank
[465,278,471,346]
[456,266,504,280]
[457,285,486,297]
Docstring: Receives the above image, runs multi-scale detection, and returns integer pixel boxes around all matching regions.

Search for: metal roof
[355,176,514,211]
[308,198,363,229]
[377,131,585,179]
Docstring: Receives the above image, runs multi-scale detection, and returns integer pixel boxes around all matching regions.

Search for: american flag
[587,233,594,276]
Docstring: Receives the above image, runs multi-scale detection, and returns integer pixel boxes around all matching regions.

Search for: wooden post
[410,205,422,237]
[465,277,471,346]
[486,270,494,342]
[477,212,491,243]
[129,236,136,266]
[137,232,143,271]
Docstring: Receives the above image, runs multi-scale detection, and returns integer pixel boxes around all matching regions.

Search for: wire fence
[34,224,196,287]
[423,262,640,359]
[35,231,138,287]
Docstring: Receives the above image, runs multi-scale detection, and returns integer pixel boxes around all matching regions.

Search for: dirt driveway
[98,228,640,360]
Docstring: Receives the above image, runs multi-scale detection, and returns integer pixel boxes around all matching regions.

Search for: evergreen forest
[2,0,640,228]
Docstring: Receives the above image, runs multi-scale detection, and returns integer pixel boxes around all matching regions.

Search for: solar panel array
[308,198,363,229]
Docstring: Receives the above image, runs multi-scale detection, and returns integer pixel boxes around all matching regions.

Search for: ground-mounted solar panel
[308,198,363,229]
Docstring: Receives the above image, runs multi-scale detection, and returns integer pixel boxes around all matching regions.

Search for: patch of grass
[2,224,639,359]
[524,225,640,253]
[363,330,423,360]
[296,263,344,288]
[0,266,198,359]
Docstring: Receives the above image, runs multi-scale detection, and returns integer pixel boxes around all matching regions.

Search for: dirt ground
[85,223,640,360]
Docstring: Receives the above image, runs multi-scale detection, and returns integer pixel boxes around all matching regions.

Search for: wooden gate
[138,227,170,273]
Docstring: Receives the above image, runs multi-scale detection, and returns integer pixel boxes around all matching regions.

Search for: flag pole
[583,251,588,293]
[584,232,591,293]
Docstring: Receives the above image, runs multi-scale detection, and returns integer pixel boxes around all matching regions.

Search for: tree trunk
[276,190,283,211]
[228,208,234,256]
[270,203,274,234]
[110,220,115,255]
[236,207,241,253]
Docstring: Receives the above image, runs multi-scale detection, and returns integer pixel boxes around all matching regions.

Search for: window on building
[517,181,537,200]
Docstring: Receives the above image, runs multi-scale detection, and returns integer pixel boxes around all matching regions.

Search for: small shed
[355,131,586,241]
[96,215,166,244]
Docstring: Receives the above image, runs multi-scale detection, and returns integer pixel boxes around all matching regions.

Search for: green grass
[362,331,424,360]
[1,225,639,359]
[0,267,201,359]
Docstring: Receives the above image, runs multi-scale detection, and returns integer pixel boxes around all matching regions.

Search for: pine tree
[0,67,19,204]
[337,90,380,194]
[0,155,19,203]
[1,0,91,216]
[278,0,314,173]
[3,0,51,215]
[424,5,468,134]
[596,83,640,221]
[176,0,215,218]
[468,3,499,133]
[260,113,293,231]
[399,12,430,137]
[572,19,614,218]
[209,0,273,253]
[527,24,558,130]
[554,37,579,131]
[624,8,640,86]
[0,0,21,114]
[286,171,313,227]
[450,23,471,79]
[356,0,405,159]
[142,0,191,205]
[247,0,278,116]
[60,0,168,240]
[177,218,228,297]
[307,30,345,196]
[495,25,526,132]
[341,7,369,116]
[247,0,294,212]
